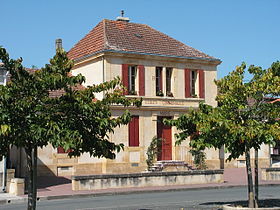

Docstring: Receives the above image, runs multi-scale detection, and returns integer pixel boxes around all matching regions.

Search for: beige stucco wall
[32,54,222,176]
[71,57,104,100]
[105,56,217,107]
[21,53,268,177]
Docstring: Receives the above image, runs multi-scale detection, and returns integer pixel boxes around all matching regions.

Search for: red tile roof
[68,19,220,62]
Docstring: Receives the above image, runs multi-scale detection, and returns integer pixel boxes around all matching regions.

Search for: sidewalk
[1,168,280,204]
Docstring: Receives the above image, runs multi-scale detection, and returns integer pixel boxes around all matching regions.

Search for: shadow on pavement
[37,176,71,188]
[200,199,280,208]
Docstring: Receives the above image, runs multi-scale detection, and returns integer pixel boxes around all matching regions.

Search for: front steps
[148,160,195,172]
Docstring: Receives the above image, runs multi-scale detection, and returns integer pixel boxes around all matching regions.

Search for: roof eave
[72,49,222,65]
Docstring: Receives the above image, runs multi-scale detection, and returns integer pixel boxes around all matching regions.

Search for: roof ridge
[102,19,109,49]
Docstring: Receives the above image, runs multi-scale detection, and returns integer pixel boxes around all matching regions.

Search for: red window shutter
[138,65,145,96]
[184,69,191,98]
[198,70,205,98]
[57,147,72,154]
[122,64,129,95]
[129,116,139,147]
[134,116,139,146]
[57,146,65,154]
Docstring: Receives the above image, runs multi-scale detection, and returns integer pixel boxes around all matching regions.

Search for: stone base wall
[262,168,280,181]
[72,170,224,191]
[224,158,270,169]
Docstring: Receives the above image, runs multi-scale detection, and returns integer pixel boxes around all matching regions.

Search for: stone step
[148,160,195,172]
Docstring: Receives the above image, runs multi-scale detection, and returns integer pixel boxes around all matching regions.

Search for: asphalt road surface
[1,186,280,210]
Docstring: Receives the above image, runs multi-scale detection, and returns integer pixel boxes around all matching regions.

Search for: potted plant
[156,90,164,96]
[128,90,137,95]
[166,91,174,97]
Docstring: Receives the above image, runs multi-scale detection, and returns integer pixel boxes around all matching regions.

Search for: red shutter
[134,116,139,146]
[57,146,65,154]
[185,69,191,98]
[198,70,205,98]
[122,64,129,95]
[129,116,139,147]
[138,65,145,96]
[57,147,72,154]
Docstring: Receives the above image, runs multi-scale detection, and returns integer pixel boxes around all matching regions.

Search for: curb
[29,183,280,200]
[1,183,280,205]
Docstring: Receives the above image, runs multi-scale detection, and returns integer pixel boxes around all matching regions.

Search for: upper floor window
[122,64,145,96]
[185,69,205,98]
[166,68,173,97]
[191,70,197,97]
[128,65,137,95]
[156,67,163,96]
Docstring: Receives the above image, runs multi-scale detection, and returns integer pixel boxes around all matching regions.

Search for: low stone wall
[72,170,224,191]
[262,168,280,181]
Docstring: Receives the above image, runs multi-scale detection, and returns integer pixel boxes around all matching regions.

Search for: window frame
[128,65,137,94]
[190,70,198,97]
[156,67,163,96]
[166,67,172,96]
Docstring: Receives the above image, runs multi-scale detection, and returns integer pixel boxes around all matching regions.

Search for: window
[191,70,197,97]
[129,116,139,147]
[156,67,163,96]
[0,68,7,85]
[128,66,137,95]
[166,68,173,97]
[185,69,205,98]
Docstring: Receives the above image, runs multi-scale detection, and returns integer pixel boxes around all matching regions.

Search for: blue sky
[1,0,279,79]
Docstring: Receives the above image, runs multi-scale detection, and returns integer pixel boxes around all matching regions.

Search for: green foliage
[189,149,207,170]
[166,61,280,207]
[0,47,142,209]
[146,136,163,169]
[0,47,142,159]
[166,61,280,161]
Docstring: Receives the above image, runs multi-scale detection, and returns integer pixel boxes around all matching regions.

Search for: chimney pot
[116,10,130,22]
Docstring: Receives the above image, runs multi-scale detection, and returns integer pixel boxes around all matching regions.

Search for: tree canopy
[0,47,141,209]
[167,62,280,208]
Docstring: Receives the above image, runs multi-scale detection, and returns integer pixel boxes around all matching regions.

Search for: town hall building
[9,17,274,177]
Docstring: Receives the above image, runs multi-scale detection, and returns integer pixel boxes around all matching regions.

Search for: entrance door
[157,117,172,160]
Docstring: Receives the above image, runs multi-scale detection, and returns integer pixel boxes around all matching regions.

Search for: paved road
[1,186,280,210]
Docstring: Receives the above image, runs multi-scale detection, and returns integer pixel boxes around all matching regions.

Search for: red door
[157,117,172,160]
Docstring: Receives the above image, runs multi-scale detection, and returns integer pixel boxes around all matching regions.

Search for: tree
[167,62,280,208]
[0,47,141,210]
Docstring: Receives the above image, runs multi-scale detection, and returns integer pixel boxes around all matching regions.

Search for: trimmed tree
[167,62,280,208]
[0,47,141,210]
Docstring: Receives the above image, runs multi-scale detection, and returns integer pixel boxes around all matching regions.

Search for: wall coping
[72,169,224,181]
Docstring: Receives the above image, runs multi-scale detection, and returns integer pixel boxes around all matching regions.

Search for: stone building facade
[8,18,273,177]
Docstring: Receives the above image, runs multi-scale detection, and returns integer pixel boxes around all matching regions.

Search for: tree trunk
[245,145,255,208]
[254,148,259,208]
[32,147,37,209]
[26,147,34,210]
